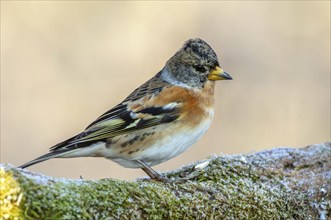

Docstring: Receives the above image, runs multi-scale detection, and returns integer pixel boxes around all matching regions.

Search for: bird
[19,38,232,180]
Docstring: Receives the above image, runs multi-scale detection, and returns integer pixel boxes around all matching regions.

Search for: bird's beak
[208,66,232,81]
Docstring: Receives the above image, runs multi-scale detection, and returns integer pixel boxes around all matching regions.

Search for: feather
[48,76,180,153]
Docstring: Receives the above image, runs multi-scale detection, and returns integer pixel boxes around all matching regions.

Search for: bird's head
[164,38,232,88]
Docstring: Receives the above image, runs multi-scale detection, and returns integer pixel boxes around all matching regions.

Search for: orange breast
[125,81,216,129]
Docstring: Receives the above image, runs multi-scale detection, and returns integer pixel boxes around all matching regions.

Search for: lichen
[0,166,22,219]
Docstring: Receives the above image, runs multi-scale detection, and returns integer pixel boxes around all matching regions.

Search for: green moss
[1,142,329,219]
[6,160,309,219]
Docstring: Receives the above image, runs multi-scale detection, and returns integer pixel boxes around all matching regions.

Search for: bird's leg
[137,160,162,180]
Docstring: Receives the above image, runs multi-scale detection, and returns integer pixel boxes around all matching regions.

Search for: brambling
[19,38,232,180]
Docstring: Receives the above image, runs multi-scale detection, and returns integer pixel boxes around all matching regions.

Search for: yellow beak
[208,66,232,81]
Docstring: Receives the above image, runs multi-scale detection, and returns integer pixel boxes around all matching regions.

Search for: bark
[1,142,330,219]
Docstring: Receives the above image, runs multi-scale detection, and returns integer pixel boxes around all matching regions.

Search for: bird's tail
[18,133,83,169]
[18,150,71,169]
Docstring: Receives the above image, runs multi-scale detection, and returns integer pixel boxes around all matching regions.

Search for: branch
[1,142,330,219]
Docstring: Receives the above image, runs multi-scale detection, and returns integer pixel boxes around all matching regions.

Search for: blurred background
[1,1,330,180]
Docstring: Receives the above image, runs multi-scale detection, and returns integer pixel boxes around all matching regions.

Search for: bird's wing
[50,74,180,152]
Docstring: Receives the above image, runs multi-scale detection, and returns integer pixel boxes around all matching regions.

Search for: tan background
[1,1,330,180]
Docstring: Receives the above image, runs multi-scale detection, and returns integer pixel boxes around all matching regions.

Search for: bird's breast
[107,82,216,167]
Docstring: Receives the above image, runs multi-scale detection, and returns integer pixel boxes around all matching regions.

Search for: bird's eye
[194,65,206,72]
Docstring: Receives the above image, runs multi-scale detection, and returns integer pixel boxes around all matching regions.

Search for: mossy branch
[1,142,330,219]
